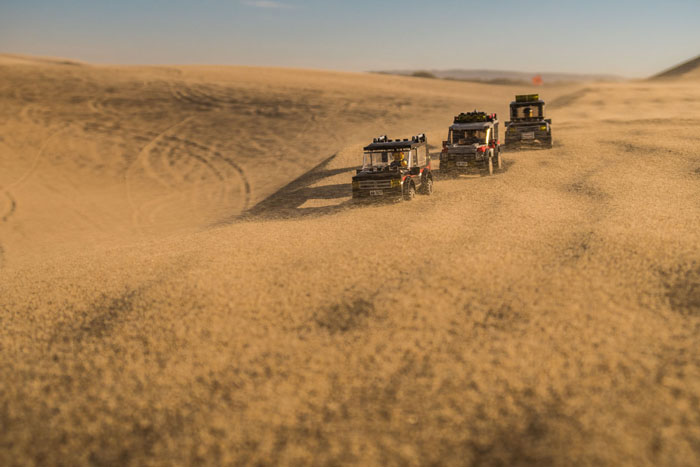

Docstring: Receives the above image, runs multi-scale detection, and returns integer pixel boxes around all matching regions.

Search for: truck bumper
[352,187,403,200]
[504,131,552,149]
[440,158,485,173]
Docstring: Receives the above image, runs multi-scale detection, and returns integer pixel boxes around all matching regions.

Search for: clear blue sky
[1,0,699,77]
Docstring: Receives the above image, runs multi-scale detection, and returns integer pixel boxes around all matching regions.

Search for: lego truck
[504,94,553,149]
[439,111,502,176]
[352,134,434,201]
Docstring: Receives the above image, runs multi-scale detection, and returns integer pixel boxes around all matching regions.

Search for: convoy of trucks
[353,94,552,202]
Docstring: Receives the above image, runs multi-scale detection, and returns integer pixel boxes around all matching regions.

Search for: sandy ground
[1,55,699,466]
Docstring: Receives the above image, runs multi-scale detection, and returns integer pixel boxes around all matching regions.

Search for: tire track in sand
[0,127,68,268]
[137,136,252,228]
[0,127,70,227]
[166,80,329,215]
[169,134,252,212]
[3,126,71,191]
[123,99,252,230]
[1,191,17,223]
[125,117,194,232]
[210,148,252,212]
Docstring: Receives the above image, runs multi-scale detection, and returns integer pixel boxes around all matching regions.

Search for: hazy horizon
[2,0,699,77]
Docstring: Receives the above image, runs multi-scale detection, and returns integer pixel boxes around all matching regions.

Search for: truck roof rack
[364,134,427,151]
[515,94,540,103]
[453,111,497,124]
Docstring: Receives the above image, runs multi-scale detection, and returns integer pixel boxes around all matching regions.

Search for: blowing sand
[1,55,699,466]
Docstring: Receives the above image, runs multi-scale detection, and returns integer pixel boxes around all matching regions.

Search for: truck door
[409,149,422,189]
[416,145,428,184]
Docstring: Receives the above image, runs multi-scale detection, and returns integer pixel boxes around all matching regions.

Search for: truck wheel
[421,177,433,195]
[403,183,416,201]
[497,150,503,170]
[488,155,494,176]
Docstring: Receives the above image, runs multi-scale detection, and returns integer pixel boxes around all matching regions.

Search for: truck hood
[353,170,402,180]
[507,119,550,127]
[447,143,480,154]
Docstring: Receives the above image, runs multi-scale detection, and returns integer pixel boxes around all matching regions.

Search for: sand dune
[652,55,700,80]
[1,55,699,465]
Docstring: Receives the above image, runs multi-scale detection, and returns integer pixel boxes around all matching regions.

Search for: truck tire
[403,182,416,201]
[497,150,503,170]
[488,154,494,176]
[421,176,433,195]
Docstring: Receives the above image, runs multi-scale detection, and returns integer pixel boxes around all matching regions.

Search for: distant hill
[374,69,624,84]
[0,53,84,66]
[651,55,700,80]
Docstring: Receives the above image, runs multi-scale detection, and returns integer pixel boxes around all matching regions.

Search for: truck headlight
[391,179,401,188]
[540,125,547,131]
[352,181,359,189]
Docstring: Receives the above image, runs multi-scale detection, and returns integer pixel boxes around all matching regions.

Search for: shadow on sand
[217,153,516,226]
[234,154,359,223]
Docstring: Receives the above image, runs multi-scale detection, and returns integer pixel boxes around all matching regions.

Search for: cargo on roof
[363,134,426,151]
[453,111,497,124]
[515,94,540,103]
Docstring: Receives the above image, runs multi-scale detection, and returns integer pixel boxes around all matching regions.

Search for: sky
[1,0,699,77]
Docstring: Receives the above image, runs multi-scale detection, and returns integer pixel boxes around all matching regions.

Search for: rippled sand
[1,54,699,465]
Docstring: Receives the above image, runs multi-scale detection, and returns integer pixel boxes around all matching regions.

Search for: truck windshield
[363,152,389,168]
[512,104,543,119]
[363,151,408,168]
[451,129,487,144]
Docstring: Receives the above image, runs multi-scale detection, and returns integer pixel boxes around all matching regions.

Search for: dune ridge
[652,54,700,80]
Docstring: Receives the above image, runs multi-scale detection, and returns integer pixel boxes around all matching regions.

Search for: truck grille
[358,180,393,190]
[448,154,475,161]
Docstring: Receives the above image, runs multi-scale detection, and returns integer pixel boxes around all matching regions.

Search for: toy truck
[352,134,434,201]
[439,111,502,176]
[504,94,552,149]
